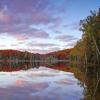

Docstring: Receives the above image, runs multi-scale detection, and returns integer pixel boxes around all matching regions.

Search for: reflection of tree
[0,61,99,100]
[71,65,100,100]
[45,62,100,100]
[46,62,72,72]
[0,62,43,72]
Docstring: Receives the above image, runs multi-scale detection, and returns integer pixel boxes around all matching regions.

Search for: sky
[0,0,100,54]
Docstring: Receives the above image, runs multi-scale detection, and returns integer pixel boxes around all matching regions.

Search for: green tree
[71,8,100,65]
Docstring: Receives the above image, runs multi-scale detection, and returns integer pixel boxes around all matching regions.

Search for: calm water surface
[0,62,99,100]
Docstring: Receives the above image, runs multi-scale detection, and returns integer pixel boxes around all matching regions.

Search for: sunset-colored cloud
[0,11,8,22]
[0,0,99,53]
[13,34,29,41]
[15,80,29,86]
[0,9,11,23]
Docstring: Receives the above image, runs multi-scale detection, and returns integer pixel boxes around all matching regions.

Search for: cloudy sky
[0,0,100,54]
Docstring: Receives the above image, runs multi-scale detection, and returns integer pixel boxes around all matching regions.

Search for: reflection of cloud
[32,83,49,91]
[14,80,49,90]
[15,80,29,86]
[55,79,74,85]
[0,66,83,100]
[28,72,56,77]
[0,86,38,100]
[0,82,49,100]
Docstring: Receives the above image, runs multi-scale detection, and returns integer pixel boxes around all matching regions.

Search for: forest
[0,49,71,62]
[70,8,100,66]
[0,8,100,66]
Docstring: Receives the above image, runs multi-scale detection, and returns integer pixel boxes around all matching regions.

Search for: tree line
[0,49,71,62]
[70,8,100,65]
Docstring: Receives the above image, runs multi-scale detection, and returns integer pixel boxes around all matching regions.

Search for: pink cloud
[14,34,29,41]
[0,10,11,23]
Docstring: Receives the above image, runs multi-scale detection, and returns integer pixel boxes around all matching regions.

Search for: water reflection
[0,62,99,100]
[0,62,41,72]
[71,65,100,100]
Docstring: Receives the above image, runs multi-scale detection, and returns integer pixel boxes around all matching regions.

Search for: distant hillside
[44,48,73,62]
[0,49,41,61]
[0,49,73,61]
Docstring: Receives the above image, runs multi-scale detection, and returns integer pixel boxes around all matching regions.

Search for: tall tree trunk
[92,36,100,55]
[85,52,88,65]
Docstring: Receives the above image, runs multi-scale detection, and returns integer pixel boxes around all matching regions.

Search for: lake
[0,62,99,100]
